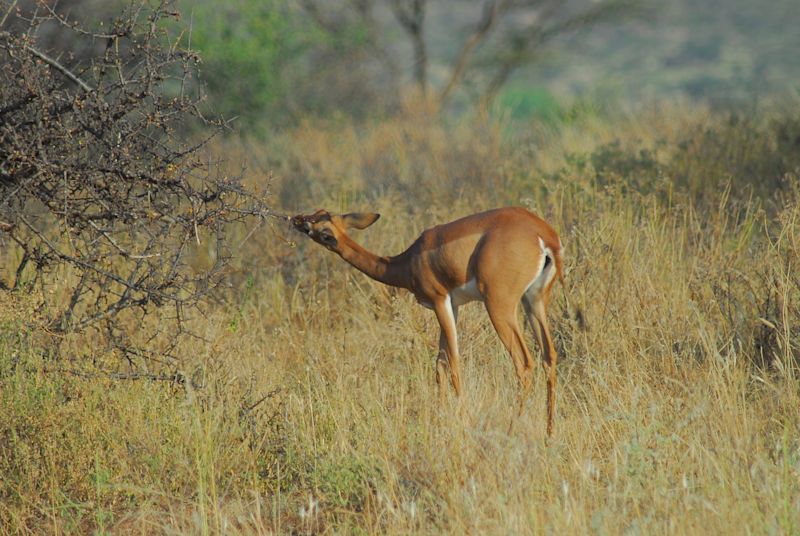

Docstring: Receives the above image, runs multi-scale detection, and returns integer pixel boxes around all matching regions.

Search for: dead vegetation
[1,98,799,532]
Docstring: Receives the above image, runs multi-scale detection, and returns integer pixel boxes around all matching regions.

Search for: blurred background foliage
[184,0,389,128]
[182,0,799,126]
[11,0,798,128]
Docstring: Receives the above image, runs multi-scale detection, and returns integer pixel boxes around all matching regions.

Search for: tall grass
[1,101,799,534]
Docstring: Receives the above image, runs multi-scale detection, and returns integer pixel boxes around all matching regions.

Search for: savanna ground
[2,100,800,534]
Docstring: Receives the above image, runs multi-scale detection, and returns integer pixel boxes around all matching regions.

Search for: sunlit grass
[1,103,799,534]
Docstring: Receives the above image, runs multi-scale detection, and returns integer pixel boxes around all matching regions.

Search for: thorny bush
[0,1,271,371]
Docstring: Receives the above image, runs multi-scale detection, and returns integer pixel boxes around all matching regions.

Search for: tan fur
[293,207,563,436]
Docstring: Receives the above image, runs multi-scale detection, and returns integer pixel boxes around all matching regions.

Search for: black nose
[292,217,307,230]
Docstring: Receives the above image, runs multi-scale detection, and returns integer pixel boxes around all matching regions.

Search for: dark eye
[319,230,336,245]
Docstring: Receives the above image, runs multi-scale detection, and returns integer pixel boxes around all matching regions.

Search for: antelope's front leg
[433,297,462,397]
[436,329,449,402]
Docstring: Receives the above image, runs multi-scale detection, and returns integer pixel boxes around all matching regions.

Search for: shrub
[0,0,269,368]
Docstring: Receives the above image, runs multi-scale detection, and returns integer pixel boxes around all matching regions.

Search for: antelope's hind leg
[522,294,558,437]
[436,329,450,402]
[483,295,535,415]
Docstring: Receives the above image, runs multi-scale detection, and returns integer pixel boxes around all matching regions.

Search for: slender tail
[555,241,585,331]
[554,244,566,291]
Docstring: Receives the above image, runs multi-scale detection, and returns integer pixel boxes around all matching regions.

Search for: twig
[41,366,185,383]
[39,2,127,39]
[17,44,92,92]
[237,218,264,249]
[0,0,18,28]
[16,212,171,299]
[87,220,161,259]
[5,34,95,93]
[439,0,508,104]
[241,388,282,413]
[25,45,94,93]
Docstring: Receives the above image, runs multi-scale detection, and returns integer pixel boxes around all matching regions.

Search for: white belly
[450,279,483,307]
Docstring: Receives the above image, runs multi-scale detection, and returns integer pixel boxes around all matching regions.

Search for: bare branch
[438,0,510,105]
[41,366,186,383]
[478,0,640,108]
[0,30,93,92]
[389,0,427,93]
[0,0,18,28]
[298,0,343,33]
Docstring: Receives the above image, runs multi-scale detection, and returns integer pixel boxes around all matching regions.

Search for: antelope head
[292,209,380,251]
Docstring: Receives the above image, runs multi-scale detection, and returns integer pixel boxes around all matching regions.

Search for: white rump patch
[524,237,556,297]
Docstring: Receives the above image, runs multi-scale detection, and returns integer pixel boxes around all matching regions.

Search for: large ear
[341,212,380,230]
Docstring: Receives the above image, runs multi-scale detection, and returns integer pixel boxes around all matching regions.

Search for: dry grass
[1,102,799,534]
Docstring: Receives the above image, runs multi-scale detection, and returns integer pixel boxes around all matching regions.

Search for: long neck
[336,234,410,289]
